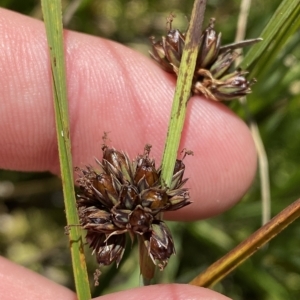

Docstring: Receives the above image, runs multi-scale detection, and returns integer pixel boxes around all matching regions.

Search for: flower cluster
[150,17,259,101]
[76,144,191,270]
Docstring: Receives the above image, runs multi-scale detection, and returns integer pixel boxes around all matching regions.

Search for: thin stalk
[189,198,300,287]
[251,123,271,225]
[41,0,90,298]
[234,0,271,225]
[140,0,207,285]
[160,0,207,187]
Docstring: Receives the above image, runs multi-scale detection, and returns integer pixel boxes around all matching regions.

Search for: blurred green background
[0,0,299,299]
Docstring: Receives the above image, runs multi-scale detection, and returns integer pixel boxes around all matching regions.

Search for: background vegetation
[0,0,299,299]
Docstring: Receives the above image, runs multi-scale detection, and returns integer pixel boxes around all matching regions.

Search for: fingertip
[0,257,75,300]
[96,284,231,300]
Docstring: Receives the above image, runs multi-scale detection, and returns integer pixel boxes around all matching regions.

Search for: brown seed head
[149,16,260,101]
[76,145,191,271]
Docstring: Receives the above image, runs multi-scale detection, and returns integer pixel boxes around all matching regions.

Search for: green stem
[41,1,91,298]
[140,0,207,285]
[160,0,207,187]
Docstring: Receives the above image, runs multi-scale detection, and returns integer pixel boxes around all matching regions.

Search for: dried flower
[149,16,261,101]
[76,144,191,271]
[197,18,221,69]
[149,13,185,75]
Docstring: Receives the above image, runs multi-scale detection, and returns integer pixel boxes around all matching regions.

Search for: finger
[96,284,231,300]
[0,9,257,220]
[0,256,75,300]
[0,256,231,300]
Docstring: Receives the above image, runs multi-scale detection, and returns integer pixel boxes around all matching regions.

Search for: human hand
[0,8,256,299]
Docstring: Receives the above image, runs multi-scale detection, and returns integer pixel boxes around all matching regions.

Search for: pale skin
[0,8,257,300]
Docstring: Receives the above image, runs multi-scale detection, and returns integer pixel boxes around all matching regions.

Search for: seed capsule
[149,37,175,73]
[86,232,126,267]
[102,146,133,184]
[209,50,239,79]
[211,71,254,100]
[197,18,221,69]
[144,221,175,270]
[134,146,159,190]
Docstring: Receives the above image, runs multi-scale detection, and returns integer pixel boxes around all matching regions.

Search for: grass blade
[240,0,300,77]
[40,0,91,298]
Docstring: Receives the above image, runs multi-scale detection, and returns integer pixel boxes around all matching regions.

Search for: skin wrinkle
[64,34,93,169]
[53,33,122,169]
[64,32,83,133]
[208,110,254,207]
[106,43,145,123]
[0,12,59,171]
[109,44,147,142]
[92,40,149,154]
[152,84,175,156]
[65,37,146,164]
[98,41,170,157]
[21,39,49,161]
[127,62,175,159]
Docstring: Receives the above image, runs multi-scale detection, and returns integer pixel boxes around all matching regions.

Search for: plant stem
[160,0,207,187]
[189,198,300,287]
[140,0,207,285]
[41,0,91,298]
